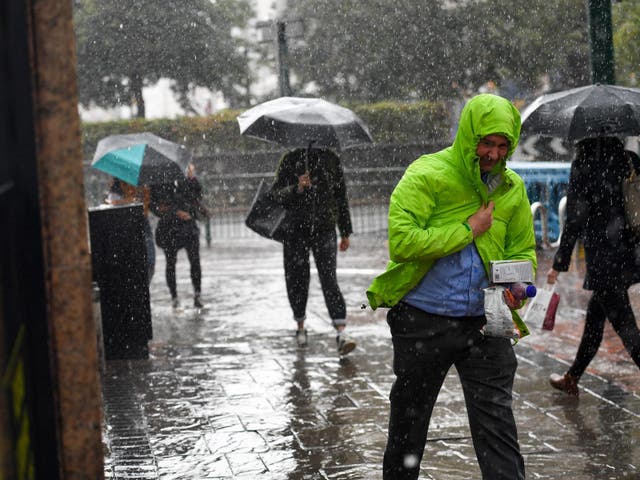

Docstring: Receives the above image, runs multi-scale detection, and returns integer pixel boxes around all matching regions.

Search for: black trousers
[383,302,524,480]
[283,229,346,323]
[162,233,201,299]
[570,287,640,379]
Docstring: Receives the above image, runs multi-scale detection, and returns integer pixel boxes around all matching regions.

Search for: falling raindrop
[403,454,419,469]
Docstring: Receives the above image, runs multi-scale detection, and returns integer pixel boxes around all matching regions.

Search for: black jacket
[181,177,204,219]
[150,181,199,250]
[271,148,353,239]
[553,138,640,290]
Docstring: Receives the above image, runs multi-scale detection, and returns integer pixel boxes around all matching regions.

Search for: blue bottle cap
[525,285,537,297]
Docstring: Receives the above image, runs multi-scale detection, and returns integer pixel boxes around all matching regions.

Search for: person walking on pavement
[367,93,536,480]
[271,146,356,355]
[547,138,640,396]
[151,164,204,309]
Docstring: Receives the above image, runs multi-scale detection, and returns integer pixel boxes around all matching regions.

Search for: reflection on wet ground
[102,238,640,479]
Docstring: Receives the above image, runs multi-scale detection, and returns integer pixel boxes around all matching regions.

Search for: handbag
[245,179,291,242]
[623,156,640,236]
[523,283,560,331]
[194,202,210,222]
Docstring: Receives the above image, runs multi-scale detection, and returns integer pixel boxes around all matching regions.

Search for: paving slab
[102,236,640,479]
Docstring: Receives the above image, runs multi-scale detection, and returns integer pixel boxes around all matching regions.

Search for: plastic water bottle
[507,282,537,300]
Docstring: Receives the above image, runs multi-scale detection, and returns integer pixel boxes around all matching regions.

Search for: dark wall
[1,0,60,477]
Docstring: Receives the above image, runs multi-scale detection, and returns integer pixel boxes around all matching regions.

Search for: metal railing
[197,195,567,249]
[84,153,570,246]
[197,201,390,245]
[531,196,566,249]
[530,201,550,249]
[554,196,567,247]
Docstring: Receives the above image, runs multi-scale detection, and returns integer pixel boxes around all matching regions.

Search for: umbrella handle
[305,140,316,171]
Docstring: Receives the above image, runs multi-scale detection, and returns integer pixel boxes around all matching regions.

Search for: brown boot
[549,373,579,397]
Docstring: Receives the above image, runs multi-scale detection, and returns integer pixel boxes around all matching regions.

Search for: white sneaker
[296,329,308,347]
[337,334,356,356]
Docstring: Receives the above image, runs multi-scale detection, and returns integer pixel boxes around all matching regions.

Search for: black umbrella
[520,84,640,141]
[237,96,374,150]
[92,132,191,186]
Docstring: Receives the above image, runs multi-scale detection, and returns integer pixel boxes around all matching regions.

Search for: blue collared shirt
[403,243,488,316]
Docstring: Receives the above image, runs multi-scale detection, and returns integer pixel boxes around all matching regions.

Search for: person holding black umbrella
[546,137,640,396]
[237,97,372,355]
[271,146,356,355]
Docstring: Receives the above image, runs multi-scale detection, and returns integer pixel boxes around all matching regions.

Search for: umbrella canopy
[92,132,191,186]
[521,84,640,141]
[237,96,374,150]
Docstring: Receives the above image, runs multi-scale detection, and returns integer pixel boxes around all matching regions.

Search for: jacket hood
[452,94,521,182]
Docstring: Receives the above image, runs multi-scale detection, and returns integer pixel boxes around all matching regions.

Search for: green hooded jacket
[366,94,537,310]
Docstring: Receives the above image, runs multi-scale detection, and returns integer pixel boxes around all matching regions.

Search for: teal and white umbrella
[91,132,191,185]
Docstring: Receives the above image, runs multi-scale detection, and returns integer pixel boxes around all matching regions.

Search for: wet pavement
[102,235,640,479]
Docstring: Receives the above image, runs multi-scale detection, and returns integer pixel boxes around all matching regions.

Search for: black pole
[276,21,292,97]
[588,0,615,84]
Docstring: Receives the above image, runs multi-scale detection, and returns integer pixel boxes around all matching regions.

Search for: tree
[613,0,640,86]
[285,0,590,103]
[456,0,590,94]
[287,0,457,102]
[73,0,252,118]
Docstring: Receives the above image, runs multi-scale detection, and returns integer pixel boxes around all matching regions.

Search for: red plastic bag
[542,291,560,331]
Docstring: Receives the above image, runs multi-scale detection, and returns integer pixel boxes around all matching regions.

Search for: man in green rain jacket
[369,94,536,480]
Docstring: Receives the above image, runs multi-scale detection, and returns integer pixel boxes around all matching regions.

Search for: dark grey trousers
[283,229,346,323]
[570,288,640,378]
[383,302,525,480]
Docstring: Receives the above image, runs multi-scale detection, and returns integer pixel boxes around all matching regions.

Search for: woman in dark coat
[547,137,640,396]
[271,147,355,355]
[151,169,203,309]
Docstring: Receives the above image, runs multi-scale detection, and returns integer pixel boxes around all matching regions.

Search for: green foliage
[613,0,640,86]
[80,100,450,162]
[288,0,458,102]
[459,0,590,92]
[353,101,450,144]
[73,0,252,118]
[286,0,590,101]
[73,0,637,125]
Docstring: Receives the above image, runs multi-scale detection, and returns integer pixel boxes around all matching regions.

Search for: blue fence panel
[508,161,571,242]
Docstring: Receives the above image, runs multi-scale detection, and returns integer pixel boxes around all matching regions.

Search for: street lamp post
[588,0,615,84]
[276,21,292,97]
[256,18,304,98]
